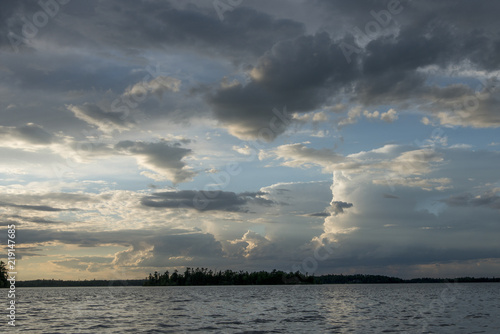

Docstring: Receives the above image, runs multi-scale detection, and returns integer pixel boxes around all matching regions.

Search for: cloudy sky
[1,0,499,280]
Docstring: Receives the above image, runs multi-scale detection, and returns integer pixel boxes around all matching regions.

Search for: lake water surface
[3,283,499,333]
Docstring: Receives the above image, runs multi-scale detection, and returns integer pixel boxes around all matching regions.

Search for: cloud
[0,201,79,212]
[302,147,500,275]
[258,181,333,234]
[143,232,224,267]
[0,123,55,149]
[16,227,225,268]
[320,1,500,129]
[66,76,184,134]
[5,214,68,225]
[342,107,399,126]
[330,200,353,215]
[124,76,181,98]
[385,148,443,176]
[442,192,500,210]
[306,212,331,217]
[114,140,196,184]
[232,144,255,156]
[112,243,154,267]
[1,0,304,58]
[373,177,452,191]
[309,167,500,274]
[52,259,99,272]
[204,0,500,139]
[264,142,345,171]
[293,111,329,123]
[141,190,273,212]
[226,230,274,259]
[420,80,500,128]
[266,143,444,182]
[338,106,363,126]
[0,123,198,185]
[207,32,356,140]
[380,108,398,122]
[3,0,500,141]
[67,103,135,133]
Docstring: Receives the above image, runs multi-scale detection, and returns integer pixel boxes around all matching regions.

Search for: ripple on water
[9,283,500,333]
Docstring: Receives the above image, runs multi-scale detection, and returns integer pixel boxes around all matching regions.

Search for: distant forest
[143,267,500,287]
[2,263,500,287]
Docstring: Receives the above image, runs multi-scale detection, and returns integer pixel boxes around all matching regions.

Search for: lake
[3,283,499,333]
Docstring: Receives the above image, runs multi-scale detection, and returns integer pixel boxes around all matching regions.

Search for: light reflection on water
[3,283,500,333]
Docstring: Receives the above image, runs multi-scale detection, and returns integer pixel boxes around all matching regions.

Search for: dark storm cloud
[81,1,305,59]
[0,0,38,50]
[207,32,357,139]
[0,53,144,93]
[141,190,274,212]
[3,0,500,141]
[1,0,304,58]
[331,0,500,123]
[0,0,101,52]
[353,23,500,105]
[207,0,500,136]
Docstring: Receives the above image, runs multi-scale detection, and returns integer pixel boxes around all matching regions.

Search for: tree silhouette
[144,267,313,286]
[0,261,8,288]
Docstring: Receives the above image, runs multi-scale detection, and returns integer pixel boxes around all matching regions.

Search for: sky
[0,0,499,280]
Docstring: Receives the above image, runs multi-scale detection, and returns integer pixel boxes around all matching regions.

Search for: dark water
[3,283,499,333]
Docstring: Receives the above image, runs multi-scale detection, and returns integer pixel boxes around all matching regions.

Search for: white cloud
[267,142,444,180]
[226,230,273,259]
[124,76,181,98]
[380,108,398,122]
[363,110,380,120]
[266,142,345,172]
[338,106,362,126]
[67,103,135,133]
[232,144,255,156]
[340,108,398,126]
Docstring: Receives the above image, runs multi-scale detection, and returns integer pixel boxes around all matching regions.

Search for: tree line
[144,267,314,286]
[15,279,146,287]
[144,267,500,286]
